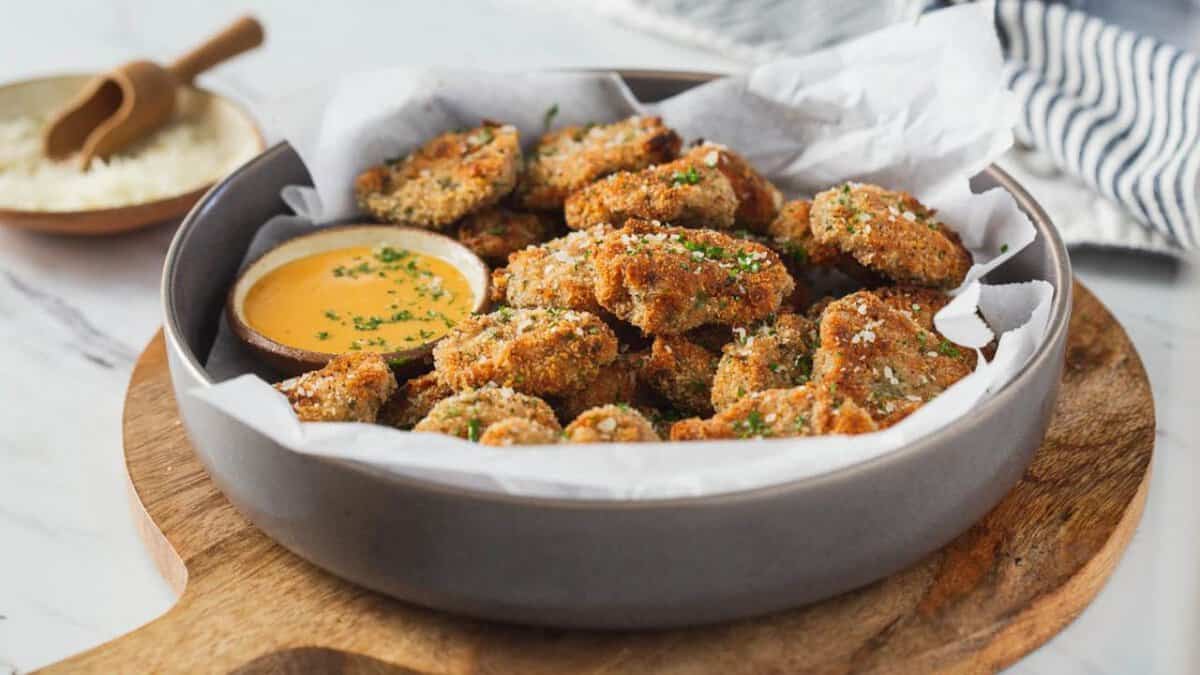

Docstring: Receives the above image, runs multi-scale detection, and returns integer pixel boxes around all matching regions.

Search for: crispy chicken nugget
[670,386,878,440]
[711,314,818,412]
[434,307,618,396]
[414,386,560,440]
[518,115,681,209]
[640,335,720,416]
[687,143,782,232]
[669,386,820,440]
[478,418,562,446]
[870,285,956,333]
[812,290,975,430]
[593,221,795,334]
[555,350,645,421]
[355,123,521,229]
[275,352,397,423]
[455,206,555,264]
[492,224,612,314]
[563,155,737,231]
[565,404,660,443]
[766,200,843,268]
[378,371,453,430]
[810,183,972,289]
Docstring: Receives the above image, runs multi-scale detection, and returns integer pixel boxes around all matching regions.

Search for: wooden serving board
[42,283,1154,675]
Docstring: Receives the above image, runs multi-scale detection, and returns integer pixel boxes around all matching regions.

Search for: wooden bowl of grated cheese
[0,74,264,235]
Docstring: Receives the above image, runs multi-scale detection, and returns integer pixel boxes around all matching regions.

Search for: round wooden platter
[42,283,1154,675]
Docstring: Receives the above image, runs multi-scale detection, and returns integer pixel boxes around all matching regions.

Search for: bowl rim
[225,223,491,371]
[162,70,1073,509]
[0,72,266,227]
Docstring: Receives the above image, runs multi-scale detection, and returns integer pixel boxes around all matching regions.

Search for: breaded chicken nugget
[434,307,618,396]
[593,221,795,334]
[563,155,738,231]
[275,352,397,423]
[455,206,555,264]
[640,335,720,416]
[555,350,644,421]
[670,385,878,440]
[869,285,953,333]
[564,404,660,443]
[812,290,975,430]
[355,123,521,229]
[669,386,820,440]
[492,224,612,314]
[478,417,562,446]
[378,371,453,430]
[766,200,843,268]
[810,183,972,288]
[687,143,782,232]
[711,314,818,412]
[518,116,681,209]
[414,386,560,441]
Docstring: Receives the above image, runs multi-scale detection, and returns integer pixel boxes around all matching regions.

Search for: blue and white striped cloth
[998,0,1200,249]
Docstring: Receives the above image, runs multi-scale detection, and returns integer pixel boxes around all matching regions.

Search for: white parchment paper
[195,3,1057,500]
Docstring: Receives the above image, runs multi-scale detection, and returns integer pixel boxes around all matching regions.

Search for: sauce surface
[243,245,474,355]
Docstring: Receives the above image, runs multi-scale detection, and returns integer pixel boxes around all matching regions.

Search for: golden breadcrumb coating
[554,350,644,421]
[810,183,972,289]
[478,417,562,446]
[711,314,818,412]
[812,290,975,430]
[564,404,660,443]
[563,155,738,231]
[455,206,555,264]
[670,386,820,440]
[869,285,954,333]
[414,386,560,440]
[275,353,397,423]
[670,385,878,440]
[433,307,618,396]
[687,143,782,232]
[492,224,612,314]
[766,199,843,268]
[378,371,453,430]
[593,220,795,334]
[355,123,521,229]
[518,115,681,209]
[640,335,720,416]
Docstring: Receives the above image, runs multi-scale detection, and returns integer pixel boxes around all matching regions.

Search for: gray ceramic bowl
[162,70,1072,630]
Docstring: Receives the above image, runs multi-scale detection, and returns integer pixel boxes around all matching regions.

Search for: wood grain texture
[41,283,1153,675]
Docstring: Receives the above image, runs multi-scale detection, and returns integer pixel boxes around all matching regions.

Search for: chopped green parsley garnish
[542,103,559,132]
[671,166,702,186]
[938,338,961,357]
[466,417,483,442]
[315,331,330,340]
[736,410,772,438]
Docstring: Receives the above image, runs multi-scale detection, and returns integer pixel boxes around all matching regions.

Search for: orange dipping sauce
[243,245,474,354]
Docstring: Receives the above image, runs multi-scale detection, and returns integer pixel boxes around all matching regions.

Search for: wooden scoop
[42,15,263,169]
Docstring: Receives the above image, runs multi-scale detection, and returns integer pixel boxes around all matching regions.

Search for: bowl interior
[167,70,1070,394]
[0,74,263,228]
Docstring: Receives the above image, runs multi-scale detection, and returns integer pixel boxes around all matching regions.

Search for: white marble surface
[0,1,1196,673]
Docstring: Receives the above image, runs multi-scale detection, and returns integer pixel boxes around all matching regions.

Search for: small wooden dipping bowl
[227,224,490,377]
